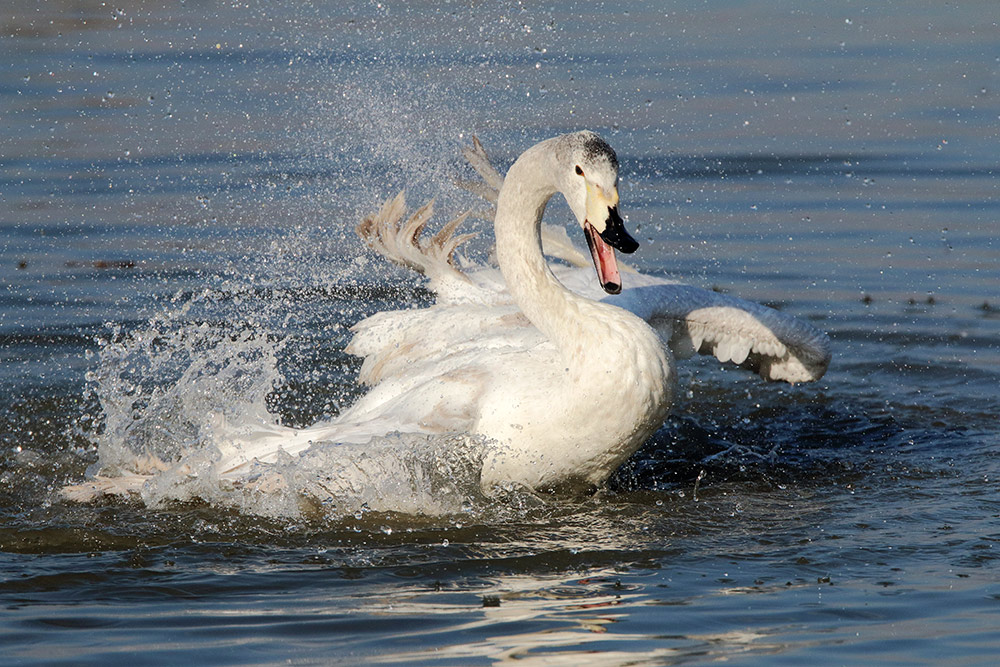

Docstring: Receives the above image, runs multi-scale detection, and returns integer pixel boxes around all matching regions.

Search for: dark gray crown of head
[580,132,619,173]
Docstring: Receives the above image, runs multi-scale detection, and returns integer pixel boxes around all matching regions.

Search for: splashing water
[222,433,493,519]
[86,306,283,477]
[69,55,517,519]
[80,278,507,520]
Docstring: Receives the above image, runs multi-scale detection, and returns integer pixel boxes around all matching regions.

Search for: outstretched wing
[608,277,831,383]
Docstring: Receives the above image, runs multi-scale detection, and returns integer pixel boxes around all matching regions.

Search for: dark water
[2,1,999,664]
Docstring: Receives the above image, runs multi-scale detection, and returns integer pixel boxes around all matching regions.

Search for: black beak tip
[599,206,639,254]
[617,235,639,254]
[603,281,622,295]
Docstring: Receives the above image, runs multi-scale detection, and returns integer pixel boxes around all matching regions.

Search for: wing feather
[611,281,831,383]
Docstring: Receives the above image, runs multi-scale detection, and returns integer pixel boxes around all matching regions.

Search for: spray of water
[83,287,511,519]
[71,3,587,520]
[79,83,499,520]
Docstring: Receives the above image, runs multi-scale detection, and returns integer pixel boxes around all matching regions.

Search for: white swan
[64,131,830,503]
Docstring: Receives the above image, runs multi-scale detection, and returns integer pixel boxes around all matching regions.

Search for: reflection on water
[368,570,767,666]
[2,0,999,664]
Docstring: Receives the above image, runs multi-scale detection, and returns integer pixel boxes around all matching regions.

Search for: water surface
[2,1,998,664]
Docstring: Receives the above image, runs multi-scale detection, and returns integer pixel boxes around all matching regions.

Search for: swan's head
[556,131,638,295]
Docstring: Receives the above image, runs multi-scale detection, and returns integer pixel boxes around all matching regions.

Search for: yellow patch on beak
[584,183,619,233]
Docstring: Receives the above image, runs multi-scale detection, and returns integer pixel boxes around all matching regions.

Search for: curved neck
[494,143,599,347]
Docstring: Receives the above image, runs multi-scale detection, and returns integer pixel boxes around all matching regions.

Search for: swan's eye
[575,165,584,176]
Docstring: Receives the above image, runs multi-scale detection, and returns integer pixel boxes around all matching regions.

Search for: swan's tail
[356,192,478,296]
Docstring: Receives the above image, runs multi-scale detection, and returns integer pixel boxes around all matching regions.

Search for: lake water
[2,0,999,663]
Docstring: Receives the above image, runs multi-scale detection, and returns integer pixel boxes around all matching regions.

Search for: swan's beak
[583,185,638,294]
[599,206,639,254]
[584,222,623,294]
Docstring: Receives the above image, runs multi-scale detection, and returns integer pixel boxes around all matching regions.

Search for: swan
[64,131,830,504]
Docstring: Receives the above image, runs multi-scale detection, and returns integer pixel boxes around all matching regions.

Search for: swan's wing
[607,280,831,383]
[342,299,541,428]
[455,135,503,208]
[357,192,500,304]
[346,303,528,386]
[538,223,591,269]
[204,305,530,480]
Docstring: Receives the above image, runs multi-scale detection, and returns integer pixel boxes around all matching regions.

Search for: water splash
[207,433,492,519]
[72,15,547,520]
[79,281,508,520]
[85,289,284,474]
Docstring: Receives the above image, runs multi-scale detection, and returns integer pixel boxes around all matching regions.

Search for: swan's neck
[494,144,635,355]
[494,148,587,346]
[487,137,674,490]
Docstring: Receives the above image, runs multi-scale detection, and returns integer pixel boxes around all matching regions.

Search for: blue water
[2,1,999,664]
